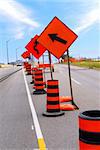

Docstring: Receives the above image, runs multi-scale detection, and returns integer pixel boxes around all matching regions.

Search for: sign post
[67,50,79,109]
[48,51,53,80]
[42,54,46,82]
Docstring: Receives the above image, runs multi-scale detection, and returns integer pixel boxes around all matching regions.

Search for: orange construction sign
[25,35,46,59]
[21,51,30,59]
[37,16,78,59]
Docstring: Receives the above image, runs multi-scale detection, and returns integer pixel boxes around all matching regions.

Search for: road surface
[0,66,22,81]
[0,64,100,150]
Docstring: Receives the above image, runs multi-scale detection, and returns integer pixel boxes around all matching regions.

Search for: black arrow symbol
[48,33,67,44]
[34,40,39,54]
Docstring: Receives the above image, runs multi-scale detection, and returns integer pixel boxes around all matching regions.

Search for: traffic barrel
[23,62,29,72]
[23,62,28,69]
[33,81,46,89]
[33,69,46,95]
[26,64,31,75]
[30,67,38,84]
[43,80,65,117]
[79,110,100,150]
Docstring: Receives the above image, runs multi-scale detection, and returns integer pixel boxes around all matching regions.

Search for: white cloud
[0,0,39,27]
[0,0,40,39]
[13,26,25,39]
[74,8,100,34]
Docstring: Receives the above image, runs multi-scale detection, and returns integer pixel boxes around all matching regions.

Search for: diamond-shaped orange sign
[21,51,30,59]
[25,35,46,59]
[37,17,78,59]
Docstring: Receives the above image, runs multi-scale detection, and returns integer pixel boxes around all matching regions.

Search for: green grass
[71,61,100,69]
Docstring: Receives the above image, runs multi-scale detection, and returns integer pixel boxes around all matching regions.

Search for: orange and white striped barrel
[30,67,38,84]
[79,110,100,150]
[43,80,64,117]
[23,62,28,69]
[26,64,31,75]
[33,69,46,95]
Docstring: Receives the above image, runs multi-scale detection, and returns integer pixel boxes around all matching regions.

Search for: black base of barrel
[30,81,34,84]
[44,84,47,88]
[33,89,46,95]
[42,111,65,117]
[26,73,31,75]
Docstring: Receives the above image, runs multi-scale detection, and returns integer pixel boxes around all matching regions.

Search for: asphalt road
[0,64,100,150]
[55,64,100,111]
[0,66,21,80]
[0,69,38,149]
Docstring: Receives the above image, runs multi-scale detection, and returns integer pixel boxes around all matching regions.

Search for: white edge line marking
[22,69,44,139]
[71,78,81,85]
[59,70,81,85]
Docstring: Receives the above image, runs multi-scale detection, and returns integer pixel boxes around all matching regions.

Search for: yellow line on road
[38,138,46,150]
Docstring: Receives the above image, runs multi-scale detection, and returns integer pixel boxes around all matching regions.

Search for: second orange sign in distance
[25,35,46,59]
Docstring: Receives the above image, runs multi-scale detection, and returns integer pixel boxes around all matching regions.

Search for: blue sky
[0,0,99,63]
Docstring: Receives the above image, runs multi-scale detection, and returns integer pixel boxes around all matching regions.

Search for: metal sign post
[48,51,53,80]
[42,54,46,82]
[67,49,79,109]
[38,59,40,64]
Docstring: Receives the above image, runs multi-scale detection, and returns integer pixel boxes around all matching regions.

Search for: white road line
[22,69,46,150]
[59,69,81,85]
[31,125,34,130]
[71,78,81,85]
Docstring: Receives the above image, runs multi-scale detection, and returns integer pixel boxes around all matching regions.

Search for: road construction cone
[33,69,46,95]
[43,80,65,117]
[26,64,31,75]
[59,95,79,111]
[60,104,76,111]
[60,96,78,111]
[59,96,72,103]
[60,103,78,111]
[79,110,100,150]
